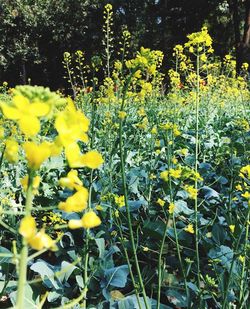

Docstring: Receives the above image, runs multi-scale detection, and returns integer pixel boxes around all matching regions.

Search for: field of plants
[0,4,250,309]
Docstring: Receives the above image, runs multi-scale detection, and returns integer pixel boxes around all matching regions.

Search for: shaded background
[0,0,250,90]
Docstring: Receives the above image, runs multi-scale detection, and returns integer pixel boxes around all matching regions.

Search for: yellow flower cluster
[69,211,101,229]
[1,95,50,137]
[185,26,213,53]
[19,216,56,251]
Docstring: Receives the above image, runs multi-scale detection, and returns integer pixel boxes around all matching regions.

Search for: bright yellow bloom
[157,198,165,207]
[0,126,4,139]
[96,205,103,211]
[169,202,175,214]
[160,170,169,182]
[151,126,157,134]
[21,175,40,195]
[1,95,50,137]
[115,195,125,208]
[169,168,182,179]
[19,216,37,239]
[229,225,235,233]
[235,185,242,191]
[242,191,250,199]
[184,185,198,200]
[28,229,56,251]
[68,211,101,229]
[23,141,51,170]
[81,150,104,169]
[239,255,245,263]
[118,111,127,120]
[5,139,19,163]
[59,169,83,191]
[55,99,89,147]
[239,165,250,179]
[65,143,103,169]
[19,216,56,251]
[184,224,194,234]
[58,188,88,212]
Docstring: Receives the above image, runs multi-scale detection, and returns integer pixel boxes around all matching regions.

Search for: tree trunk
[21,61,27,85]
[243,0,250,46]
[228,0,241,71]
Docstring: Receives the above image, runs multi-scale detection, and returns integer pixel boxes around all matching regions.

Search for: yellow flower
[184,224,194,234]
[118,111,127,120]
[19,216,56,250]
[169,202,175,214]
[1,95,50,137]
[65,144,103,169]
[0,126,4,139]
[160,170,169,182]
[59,169,83,191]
[96,205,103,211]
[21,175,40,195]
[151,126,157,134]
[169,168,182,179]
[28,229,56,251]
[58,188,88,212]
[239,255,245,263]
[23,141,51,170]
[68,211,101,229]
[81,150,104,169]
[242,191,250,199]
[184,185,198,200]
[172,157,178,164]
[229,225,235,233]
[115,195,125,208]
[157,198,165,207]
[55,99,89,147]
[239,165,250,179]
[4,139,19,163]
[19,216,37,239]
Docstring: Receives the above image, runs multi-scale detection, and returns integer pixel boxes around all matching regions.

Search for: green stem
[221,214,249,309]
[118,118,149,308]
[195,51,201,294]
[116,219,142,309]
[239,210,250,304]
[16,171,34,309]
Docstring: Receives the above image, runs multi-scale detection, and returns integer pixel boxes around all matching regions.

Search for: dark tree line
[0,0,250,89]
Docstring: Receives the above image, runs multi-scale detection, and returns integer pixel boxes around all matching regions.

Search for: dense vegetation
[0,3,250,309]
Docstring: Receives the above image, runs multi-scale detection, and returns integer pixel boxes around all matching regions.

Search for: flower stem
[195,51,201,295]
[16,171,34,309]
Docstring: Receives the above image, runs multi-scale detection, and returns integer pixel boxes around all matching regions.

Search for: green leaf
[143,220,166,239]
[104,265,129,288]
[95,238,105,258]
[0,246,12,264]
[174,200,193,215]
[10,284,39,308]
[30,260,60,289]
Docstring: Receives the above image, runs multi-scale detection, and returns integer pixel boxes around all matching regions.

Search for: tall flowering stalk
[0,87,103,308]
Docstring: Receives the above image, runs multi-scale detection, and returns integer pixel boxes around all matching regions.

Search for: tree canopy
[0,0,249,88]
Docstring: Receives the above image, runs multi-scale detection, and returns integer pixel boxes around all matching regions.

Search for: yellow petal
[29,102,50,117]
[1,103,21,120]
[68,219,83,229]
[80,150,104,169]
[19,216,37,239]
[19,115,40,136]
[28,230,56,251]
[65,143,84,168]
[13,95,30,111]
[81,211,101,229]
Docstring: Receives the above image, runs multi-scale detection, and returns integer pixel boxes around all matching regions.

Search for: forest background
[0,0,250,90]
